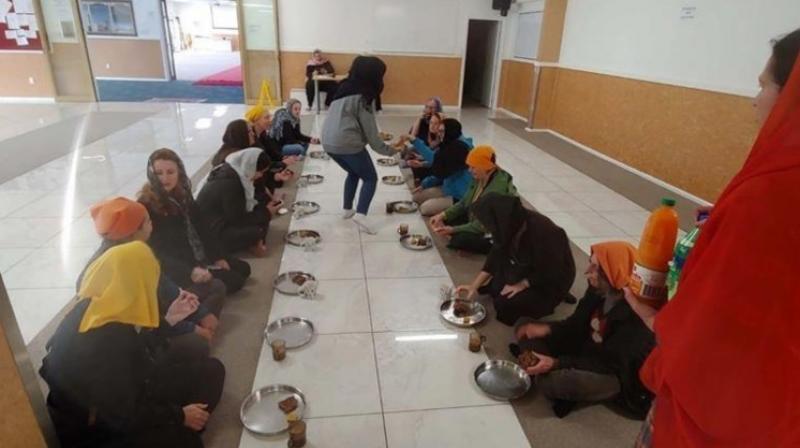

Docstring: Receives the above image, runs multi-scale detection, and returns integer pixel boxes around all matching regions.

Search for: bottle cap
[661,197,676,207]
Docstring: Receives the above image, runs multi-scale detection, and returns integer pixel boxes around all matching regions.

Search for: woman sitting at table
[40,242,225,448]
[511,241,655,419]
[78,197,221,358]
[429,145,517,254]
[269,99,320,157]
[211,119,256,166]
[196,148,278,257]
[305,49,339,109]
[457,193,575,325]
[412,118,473,216]
[140,149,252,294]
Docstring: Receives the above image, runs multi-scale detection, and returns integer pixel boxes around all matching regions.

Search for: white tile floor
[0,103,686,446]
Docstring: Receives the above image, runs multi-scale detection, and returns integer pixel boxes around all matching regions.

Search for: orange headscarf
[590,241,637,289]
[640,54,800,446]
[466,145,497,171]
[90,197,147,241]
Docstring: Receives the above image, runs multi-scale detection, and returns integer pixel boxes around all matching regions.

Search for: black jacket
[195,164,269,237]
[536,288,656,417]
[483,208,575,300]
[278,121,311,147]
[143,200,222,286]
[306,61,335,79]
[40,301,183,447]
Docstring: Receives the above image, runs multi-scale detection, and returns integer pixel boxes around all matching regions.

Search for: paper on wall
[24,28,36,38]
[4,29,16,39]
[5,11,18,28]
[2,0,11,14]
[12,0,34,14]
[16,11,27,26]
[27,14,37,31]
[16,35,28,45]
[0,15,6,24]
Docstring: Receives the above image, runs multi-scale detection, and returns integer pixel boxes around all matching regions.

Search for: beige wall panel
[0,53,56,97]
[279,51,461,105]
[548,68,759,201]
[86,38,166,79]
[497,59,534,118]
[0,325,47,448]
[243,49,280,104]
[538,0,568,62]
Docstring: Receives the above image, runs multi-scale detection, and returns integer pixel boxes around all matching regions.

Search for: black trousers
[221,224,267,255]
[210,257,251,293]
[186,278,226,316]
[305,79,338,107]
[488,283,561,326]
[444,215,492,254]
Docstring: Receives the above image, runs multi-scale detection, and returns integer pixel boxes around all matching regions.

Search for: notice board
[0,0,44,50]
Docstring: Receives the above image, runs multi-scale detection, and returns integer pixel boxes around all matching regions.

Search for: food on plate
[278,396,298,414]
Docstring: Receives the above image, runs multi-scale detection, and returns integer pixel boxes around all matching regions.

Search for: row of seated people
[395,100,655,420]
[38,106,321,446]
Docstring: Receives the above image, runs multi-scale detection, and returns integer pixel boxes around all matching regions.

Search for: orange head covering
[466,145,497,171]
[641,51,800,446]
[90,197,147,241]
[590,241,637,289]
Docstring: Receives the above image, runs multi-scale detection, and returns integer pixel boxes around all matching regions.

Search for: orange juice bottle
[630,198,679,308]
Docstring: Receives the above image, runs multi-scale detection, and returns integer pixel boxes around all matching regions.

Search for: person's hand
[283,155,299,165]
[696,205,713,227]
[195,325,213,342]
[213,259,230,271]
[515,323,551,341]
[165,291,200,326]
[411,186,423,194]
[191,267,212,283]
[429,213,445,229]
[182,404,209,431]
[310,137,321,145]
[500,279,530,299]
[455,284,477,301]
[407,159,423,168]
[623,287,657,332]
[524,352,557,375]
[276,169,293,182]
[434,225,454,236]
[199,313,219,334]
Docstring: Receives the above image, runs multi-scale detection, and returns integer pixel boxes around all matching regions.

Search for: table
[312,73,348,114]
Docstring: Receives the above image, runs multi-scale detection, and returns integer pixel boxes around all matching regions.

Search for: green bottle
[666,227,701,300]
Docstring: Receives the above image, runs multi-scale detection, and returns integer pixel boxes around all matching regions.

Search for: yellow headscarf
[77,241,161,333]
[244,105,266,123]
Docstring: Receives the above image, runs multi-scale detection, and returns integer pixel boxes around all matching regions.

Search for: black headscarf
[213,119,251,165]
[472,193,528,251]
[333,56,386,109]
[431,118,469,179]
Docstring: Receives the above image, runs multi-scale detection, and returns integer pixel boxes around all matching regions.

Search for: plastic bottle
[666,227,701,300]
[631,198,679,308]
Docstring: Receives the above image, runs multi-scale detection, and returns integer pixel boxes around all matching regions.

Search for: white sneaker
[353,213,378,235]
[342,209,356,219]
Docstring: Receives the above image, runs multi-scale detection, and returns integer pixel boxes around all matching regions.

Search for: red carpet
[194,66,243,86]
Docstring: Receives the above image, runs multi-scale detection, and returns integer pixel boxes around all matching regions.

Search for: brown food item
[518,351,540,369]
[278,396,299,414]
[292,275,308,286]
[453,301,471,317]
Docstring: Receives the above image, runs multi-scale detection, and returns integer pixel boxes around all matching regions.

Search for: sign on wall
[0,0,44,50]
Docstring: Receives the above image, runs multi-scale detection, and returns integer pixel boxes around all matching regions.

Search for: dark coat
[278,121,311,147]
[40,301,183,447]
[194,164,269,240]
[531,288,656,417]
[143,201,222,287]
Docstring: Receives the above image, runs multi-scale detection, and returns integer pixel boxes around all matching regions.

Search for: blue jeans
[328,150,378,215]
[282,142,308,156]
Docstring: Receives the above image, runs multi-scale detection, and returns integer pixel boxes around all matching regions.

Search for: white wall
[559,0,800,96]
[277,0,507,56]
[502,0,545,60]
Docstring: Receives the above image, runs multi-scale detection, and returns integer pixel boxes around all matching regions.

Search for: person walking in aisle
[321,55,394,234]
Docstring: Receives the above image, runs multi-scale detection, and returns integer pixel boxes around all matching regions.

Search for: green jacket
[443,169,517,235]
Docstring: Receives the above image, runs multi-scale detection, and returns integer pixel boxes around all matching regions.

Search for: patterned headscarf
[269,99,301,141]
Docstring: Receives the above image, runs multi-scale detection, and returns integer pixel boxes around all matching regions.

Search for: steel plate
[473,360,531,400]
[382,175,405,185]
[389,201,418,214]
[291,201,321,216]
[439,299,486,327]
[299,174,324,184]
[274,271,317,296]
[264,317,315,349]
[240,384,307,435]
[400,234,432,251]
[376,157,398,167]
[285,230,321,247]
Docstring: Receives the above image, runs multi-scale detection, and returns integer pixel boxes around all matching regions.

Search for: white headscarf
[225,147,263,212]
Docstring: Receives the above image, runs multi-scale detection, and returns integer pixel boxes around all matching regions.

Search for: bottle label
[631,263,668,303]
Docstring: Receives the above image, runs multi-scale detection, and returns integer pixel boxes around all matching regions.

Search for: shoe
[563,294,577,305]
[342,209,356,219]
[552,400,577,419]
[353,213,378,235]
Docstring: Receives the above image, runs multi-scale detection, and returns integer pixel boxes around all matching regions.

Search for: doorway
[462,19,501,108]
[78,0,244,103]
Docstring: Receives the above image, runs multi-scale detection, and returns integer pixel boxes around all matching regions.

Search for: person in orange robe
[627,28,800,447]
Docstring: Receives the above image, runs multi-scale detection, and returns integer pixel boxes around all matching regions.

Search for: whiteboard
[371,0,459,55]
[514,11,543,60]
